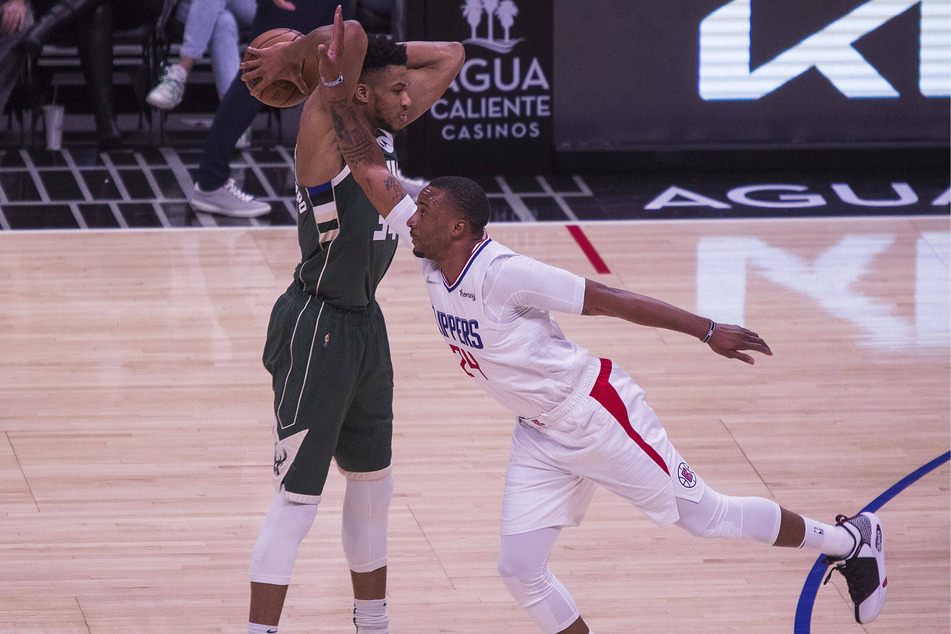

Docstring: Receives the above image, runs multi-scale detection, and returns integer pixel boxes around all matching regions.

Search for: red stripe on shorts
[589,359,668,474]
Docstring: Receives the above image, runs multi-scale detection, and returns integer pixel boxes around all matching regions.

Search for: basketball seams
[244,28,309,108]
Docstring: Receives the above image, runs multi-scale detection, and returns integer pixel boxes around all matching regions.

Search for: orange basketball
[243,28,320,108]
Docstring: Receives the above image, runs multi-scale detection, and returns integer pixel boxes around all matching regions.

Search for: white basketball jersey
[387,197,590,419]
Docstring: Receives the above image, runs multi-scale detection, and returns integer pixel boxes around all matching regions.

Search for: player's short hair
[429,176,491,235]
[361,34,408,76]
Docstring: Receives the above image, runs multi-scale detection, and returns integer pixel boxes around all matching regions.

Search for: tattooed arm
[317,6,408,217]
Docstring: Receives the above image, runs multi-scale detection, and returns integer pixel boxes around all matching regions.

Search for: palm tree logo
[461,0,523,53]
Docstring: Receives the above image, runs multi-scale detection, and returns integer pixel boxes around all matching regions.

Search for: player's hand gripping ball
[243,28,319,108]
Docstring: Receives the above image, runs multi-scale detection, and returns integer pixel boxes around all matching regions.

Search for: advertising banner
[404,0,553,176]
[555,0,950,152]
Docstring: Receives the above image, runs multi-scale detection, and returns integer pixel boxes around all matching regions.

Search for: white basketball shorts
[500,358,706,536]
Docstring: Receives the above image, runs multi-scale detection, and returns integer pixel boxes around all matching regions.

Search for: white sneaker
[189,178,271,218]
[823,512,887,624]
[147,63,187,110]
[235,127,252,149]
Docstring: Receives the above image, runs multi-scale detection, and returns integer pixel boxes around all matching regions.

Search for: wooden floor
[0,216,948,633]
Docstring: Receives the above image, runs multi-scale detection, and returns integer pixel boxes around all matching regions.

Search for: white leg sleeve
[674,486,782,545]
[498,527,580,634]
[340,466,393,573]
[249,489,319,585]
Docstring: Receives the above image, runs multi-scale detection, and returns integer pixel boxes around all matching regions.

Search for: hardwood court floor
[0,217,948,633]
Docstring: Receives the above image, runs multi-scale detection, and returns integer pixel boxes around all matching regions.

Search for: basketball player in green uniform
[239,19,464,634]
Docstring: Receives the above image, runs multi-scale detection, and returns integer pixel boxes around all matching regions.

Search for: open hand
[0,0,28,36]
[316,5,345,93]
[707,323,772,365]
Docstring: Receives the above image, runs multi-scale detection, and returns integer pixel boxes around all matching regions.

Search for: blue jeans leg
[195,70,259,191]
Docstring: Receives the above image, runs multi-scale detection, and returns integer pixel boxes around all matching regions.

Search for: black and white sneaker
[823,511,887,624]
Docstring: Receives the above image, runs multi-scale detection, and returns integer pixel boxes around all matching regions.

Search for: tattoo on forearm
[327,98,408,208]
[329,105,376,167]
[383,175,404,205]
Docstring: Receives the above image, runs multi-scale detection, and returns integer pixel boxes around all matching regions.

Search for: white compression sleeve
[498,527,581,634]
[674,486,782,545]
[249,490,319,585]
[340,467,393,573]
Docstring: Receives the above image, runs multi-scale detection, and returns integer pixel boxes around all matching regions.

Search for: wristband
[700,318,716,343]
[321,72,344,87]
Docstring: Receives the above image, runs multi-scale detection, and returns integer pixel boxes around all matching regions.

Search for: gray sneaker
[147,63,187,110]
[190,179,271,218]
[823,512,887,624]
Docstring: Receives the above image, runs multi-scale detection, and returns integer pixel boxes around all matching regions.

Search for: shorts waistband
[317,299,381,327]
[285,283,380,323]
[518,357,602,428]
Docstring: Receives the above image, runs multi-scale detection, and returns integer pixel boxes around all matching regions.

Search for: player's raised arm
[581,278,772,365]
[401,40,465,125]
[316,5,407,217]
[241,18,367,99]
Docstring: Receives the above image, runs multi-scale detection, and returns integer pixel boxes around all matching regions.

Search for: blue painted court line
[793,450,951,633]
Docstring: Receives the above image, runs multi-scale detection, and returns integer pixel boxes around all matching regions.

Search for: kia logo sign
[699,0,951,100]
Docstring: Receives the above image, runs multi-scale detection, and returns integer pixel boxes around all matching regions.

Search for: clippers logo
[434,308,484,348]
[273,447,288,477]
[677,462,698,488]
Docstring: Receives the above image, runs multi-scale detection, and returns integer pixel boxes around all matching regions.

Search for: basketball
[243,28,320,108]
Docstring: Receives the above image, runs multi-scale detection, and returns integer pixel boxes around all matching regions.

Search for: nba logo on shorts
[677,462,697,488]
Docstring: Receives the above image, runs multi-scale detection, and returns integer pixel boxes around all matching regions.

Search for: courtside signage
[405,0,553,174]
[556,0,950,151]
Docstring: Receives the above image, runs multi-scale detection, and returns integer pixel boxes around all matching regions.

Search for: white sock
[353,597,389,633]
[168,62,188,82]
[248,623,277,634]
[800,517,856,558]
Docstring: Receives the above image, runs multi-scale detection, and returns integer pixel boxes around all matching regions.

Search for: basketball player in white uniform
[314,9,889,633]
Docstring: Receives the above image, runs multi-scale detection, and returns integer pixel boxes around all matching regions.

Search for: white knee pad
[339,466,393,573]
[249,489,319,585]
[675,487,782,544]
[498,529,580,634]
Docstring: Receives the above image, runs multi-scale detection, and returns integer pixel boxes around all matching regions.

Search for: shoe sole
[145,97,180,110]
[189,199,271,218]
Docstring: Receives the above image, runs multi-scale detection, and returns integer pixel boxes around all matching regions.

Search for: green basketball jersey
[293,130,400,309]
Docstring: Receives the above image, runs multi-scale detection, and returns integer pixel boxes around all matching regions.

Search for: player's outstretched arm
[317,6,407,217]
[401,41,465,125]
[581,278,772,364]
[241,19,367,99]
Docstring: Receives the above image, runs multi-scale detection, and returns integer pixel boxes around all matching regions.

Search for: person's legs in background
[208,0,255,98]
[147,0,255,111]
[17,0,102,56]
[74,3,121,148]
[188,0,343,218]
[0,2,34,118]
